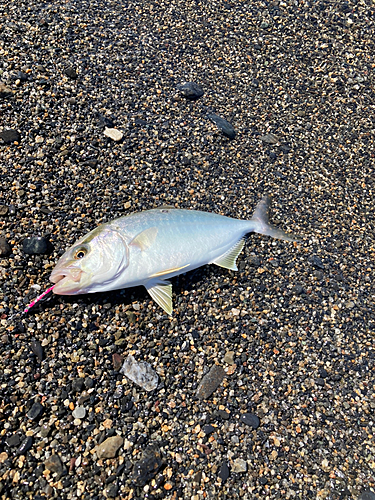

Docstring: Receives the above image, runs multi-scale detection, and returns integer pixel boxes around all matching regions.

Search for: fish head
[50,225,129,295]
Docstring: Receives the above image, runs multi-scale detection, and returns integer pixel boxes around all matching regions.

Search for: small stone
[39,424,51,438]
[260,133,279,144]
[31,339,43,361]
[218,462,230,482]
[72,406,86,419]
[177,82,204,100]
[232,458,247,473]
[112,353,124,371]
[96,436,123,459]
[106,482,119,498]
[0,129,21,144]
[196,364,226,400]
[0,83,12,98]
[248,255,260,267]
[223,351,235,365]
[72,378,85,393]
[27,402,44,420]
[22,236,48,255]
[202,424,215,435]
[240,412,260,429]
[64,67,78,79]
[0,205,9,215]
[17,71,28,82]
[5,434,20,447]
[308,255,324,269]
[207,113,236,139]
[132,443,163,486]
[17,436,33,455]
[104,127,124,141]
[44,454,64,475]
[0,238,12,257]
[120,355,158,391]
[216,409,230,420]
[360,492,375,500]
[292,284,304,296]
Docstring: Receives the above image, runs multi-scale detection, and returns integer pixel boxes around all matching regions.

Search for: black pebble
[22,236,48,255]
[216,409,230,420]
[240,412,260,429]
[202,424,215,435]
[218,462,230,482]
[132,443,163,486]
[27,402,44,420]
[65,67,78,79]
[72,378,85,393]
[308,255,324,269]
[207,113,236,139]
[17,436,33,455]
[360,492,375,500]
[0,129,21,144]
[292,284,304,296]
[177,82,204,100]
[0,238,12,257]
[5,434,21,447]
[31,339,44,361]
[17,71,28,82]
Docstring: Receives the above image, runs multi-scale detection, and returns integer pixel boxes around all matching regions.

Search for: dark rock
[177,82,204,100]
[240,413,260,429]
[248,255,260,267]
[44,454,65,475]
[0,238,12,257]
[31,339,43,361]
[132,443,163,486]
[319,368,328,378]
[95,112,115,128]
[22,236,49,255]
[106,482,119,498]
[0,83,12,98]
[360,492,375,500]
[218,462,230,482]
[309,255,324,269]
[207,113,236,139]
[315,377,325,387]
[292,284,304,296]
[65,67,78,79]
[72,378,85,393]
[17,71,28,82]
[112,353,124,371]
[17,436,33,455]
[216,410,230,420]
[280,144,291,154]
[5,434,20,447]
[196,364,226,399]
[27,402,44,420]
[202,424,215,435]
[0,129,21,144]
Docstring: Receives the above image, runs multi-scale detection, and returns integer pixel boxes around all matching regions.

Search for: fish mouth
[50,267,84,294]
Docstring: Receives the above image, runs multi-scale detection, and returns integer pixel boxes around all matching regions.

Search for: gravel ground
[1,0,374,499]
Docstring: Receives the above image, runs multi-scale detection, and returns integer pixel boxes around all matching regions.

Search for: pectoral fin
[130,227,158,251]
[211,238,245,271]
[145,279,173,315]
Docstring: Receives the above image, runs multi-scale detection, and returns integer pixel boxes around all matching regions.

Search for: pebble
[0,82,12,97]
[64,67,78,79]
[0,129,21,144]
[22,236,49,255]
[104,127,124,142]
[27,402,44,420]
[196,364,226,399]
[207,113,236,139]
[223,350,235,365]
[260,133,279,144]
[0,238,12,257]
[5,434,20,448]
[218,462,230,482]
[120,354,158,391]
[360,492,375,500]
[240,413,260,429]
[44,454,65,475]
[177,82,204,100]
[72,406,86,419]
[17,436,33,455]
[308,255,325,269]
[30,339,43,361]
[0,205,9,215]
[232,458,247,473]
[132,443,163,486]
[95,436,123,459]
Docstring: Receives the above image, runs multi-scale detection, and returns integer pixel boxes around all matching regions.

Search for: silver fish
[50,195,299,315]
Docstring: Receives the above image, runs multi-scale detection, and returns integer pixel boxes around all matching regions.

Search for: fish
[50,195,299,315]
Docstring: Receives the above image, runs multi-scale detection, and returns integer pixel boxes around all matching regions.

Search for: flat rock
[207,113,236,139]
[27,402,44,420]
[31,339,43,361]
[0,129,21,144]
[177,82,204,100]
[104,127,124,141]
[232,458,247,473]
[17,436,33,455]
[240,412,260,429]
[22,236,48,255]
[0,238,12,257]
[0,83,12,98]
[44,454,64,475]
[218,462,230,482]
[196,364,226,399]
[64,67,78,79]
[132,443,163,486]
[120,354,158,391]
[260,133,279,144]
[96,435,123,459]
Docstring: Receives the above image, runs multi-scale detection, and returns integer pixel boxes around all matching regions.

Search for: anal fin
[212,238,245,271]
[145,279,173,315]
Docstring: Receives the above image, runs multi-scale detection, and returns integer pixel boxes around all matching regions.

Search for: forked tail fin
[251,195,300,242]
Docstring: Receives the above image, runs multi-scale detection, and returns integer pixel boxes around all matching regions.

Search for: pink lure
[24,285,56,314]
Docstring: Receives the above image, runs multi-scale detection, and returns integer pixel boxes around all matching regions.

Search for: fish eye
[74,247,87,259]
